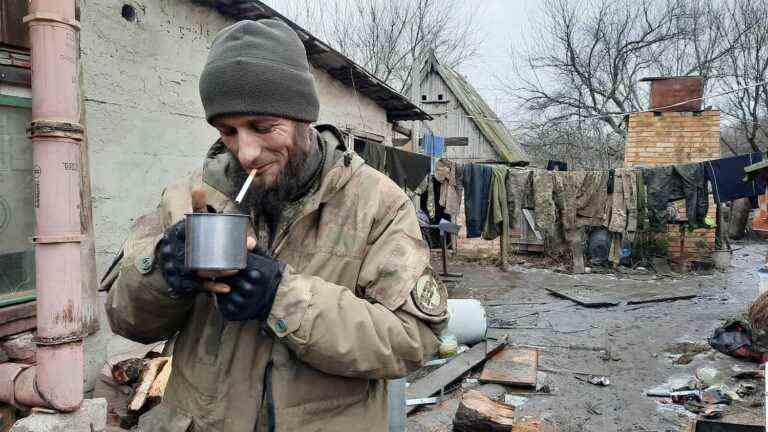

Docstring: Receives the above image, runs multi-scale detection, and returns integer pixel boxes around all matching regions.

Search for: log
[453,390,517,432]
[111,358,145,386]
[128,357,169,412]
[148,360,172,400]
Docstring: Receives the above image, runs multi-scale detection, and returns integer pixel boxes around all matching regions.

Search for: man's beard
[236,127,315,219]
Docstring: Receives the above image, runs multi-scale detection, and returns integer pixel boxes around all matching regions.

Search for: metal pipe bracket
[30,234,85,244]
[32,333,85,346]
[23,12,81,30]
[27,121,85,140]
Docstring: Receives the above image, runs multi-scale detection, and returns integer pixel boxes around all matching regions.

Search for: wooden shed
[408,53,542,251]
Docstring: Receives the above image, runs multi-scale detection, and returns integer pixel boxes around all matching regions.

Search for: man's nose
[237,131,263,169]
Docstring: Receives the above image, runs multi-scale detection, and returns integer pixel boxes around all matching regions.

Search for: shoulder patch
[411,273,448,317]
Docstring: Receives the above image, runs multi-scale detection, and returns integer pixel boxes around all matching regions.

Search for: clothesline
[426,79,768,126]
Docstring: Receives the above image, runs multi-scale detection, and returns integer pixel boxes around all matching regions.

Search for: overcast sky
[454,0,539,120]
[263,0,541,122]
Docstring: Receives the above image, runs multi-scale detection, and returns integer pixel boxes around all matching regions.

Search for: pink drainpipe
[0,0,84,412]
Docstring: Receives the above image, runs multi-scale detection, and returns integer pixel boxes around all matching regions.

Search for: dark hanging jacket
[643,163,709,231]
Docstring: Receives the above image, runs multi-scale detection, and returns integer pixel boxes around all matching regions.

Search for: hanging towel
[704,152,765,205]
[360,141,388,173]
[462,164,492,238]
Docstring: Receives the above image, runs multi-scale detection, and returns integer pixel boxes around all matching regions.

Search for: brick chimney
[625,76,720,262]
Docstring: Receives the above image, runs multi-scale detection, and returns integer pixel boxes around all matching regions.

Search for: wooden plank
[0,64,31,86]
[0,317,35,338]
[479,348,538,387]
[521,209,543,241]
[406,338,507,414]
[0,301,35,325]
[445,137,469,147]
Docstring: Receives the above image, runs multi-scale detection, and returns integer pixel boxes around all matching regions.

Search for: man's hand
[215,249,285,321]
[156,220,203,299]
[197,236,257,294]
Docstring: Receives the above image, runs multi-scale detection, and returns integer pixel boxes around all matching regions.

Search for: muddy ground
[409,242,767,432]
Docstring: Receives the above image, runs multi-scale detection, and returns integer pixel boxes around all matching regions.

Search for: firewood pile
[94,346,172,430]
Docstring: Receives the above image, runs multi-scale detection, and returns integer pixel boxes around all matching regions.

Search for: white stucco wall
[312,68,393,145]
[81,0,392,273]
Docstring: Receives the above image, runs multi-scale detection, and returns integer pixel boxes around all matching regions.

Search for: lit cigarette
[235,168,257,204]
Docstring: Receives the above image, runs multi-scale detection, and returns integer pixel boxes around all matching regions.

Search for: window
[0,101,35,302]
[421,95,427,101]
[0,0,30,49]
[437,94,444,101]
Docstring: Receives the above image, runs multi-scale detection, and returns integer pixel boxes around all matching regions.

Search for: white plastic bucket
[445,299,487,346]
[758,268,768,296]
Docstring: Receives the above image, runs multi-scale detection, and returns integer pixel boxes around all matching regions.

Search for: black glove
[216,249,285,321]
[156,220,202,299]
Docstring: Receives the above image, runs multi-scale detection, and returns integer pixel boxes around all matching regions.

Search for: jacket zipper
[264,360,276,432]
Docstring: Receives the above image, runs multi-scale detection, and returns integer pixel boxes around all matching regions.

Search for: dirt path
[409,243,767,431]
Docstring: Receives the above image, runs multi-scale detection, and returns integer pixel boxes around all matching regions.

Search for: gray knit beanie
[199,19,320,123]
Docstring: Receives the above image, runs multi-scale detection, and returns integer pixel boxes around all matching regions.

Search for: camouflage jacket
[104,128,447,432]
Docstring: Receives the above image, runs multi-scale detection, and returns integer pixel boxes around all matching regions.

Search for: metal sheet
[547,282,699,307]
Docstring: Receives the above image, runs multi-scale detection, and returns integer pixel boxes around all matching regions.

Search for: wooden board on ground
[547,281,699,308]
[479,348,538,387]
[406,338,507,414]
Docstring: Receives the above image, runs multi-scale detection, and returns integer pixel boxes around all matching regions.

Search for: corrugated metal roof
[190,0,430,122]
[422,55,527,163]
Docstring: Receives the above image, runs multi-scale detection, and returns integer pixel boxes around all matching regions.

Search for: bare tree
[720,0,768,153]
[515,119,624,170]
[497,0,764,164]
[261,0,484,92]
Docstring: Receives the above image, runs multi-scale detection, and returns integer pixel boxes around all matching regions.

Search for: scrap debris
[575,375,610,386]
[406,337,507,414]
[95,347,172,429]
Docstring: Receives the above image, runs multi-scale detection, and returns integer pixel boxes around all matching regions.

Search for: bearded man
[103,19,448,432]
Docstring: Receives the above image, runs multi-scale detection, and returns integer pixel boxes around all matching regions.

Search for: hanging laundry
[462,163,492,238]
[359,141,388,173]
[507,169,535,211]
[483,165,509,240]
[423,133,446,158]
[434,158,463,217]
[546,160,568,171]
[552,171,584,243]
[643,163,710,232]
[532,170,557,242]
[704,152,765,206]
[636,169,648,233]
[385,146,431,192]
[623,170,639,243]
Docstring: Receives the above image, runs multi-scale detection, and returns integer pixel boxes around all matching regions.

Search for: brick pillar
[624,110,721,259]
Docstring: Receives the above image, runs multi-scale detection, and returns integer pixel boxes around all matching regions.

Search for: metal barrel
[185,213,249,270]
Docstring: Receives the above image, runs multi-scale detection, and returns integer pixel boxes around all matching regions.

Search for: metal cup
[184,213,249,270]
